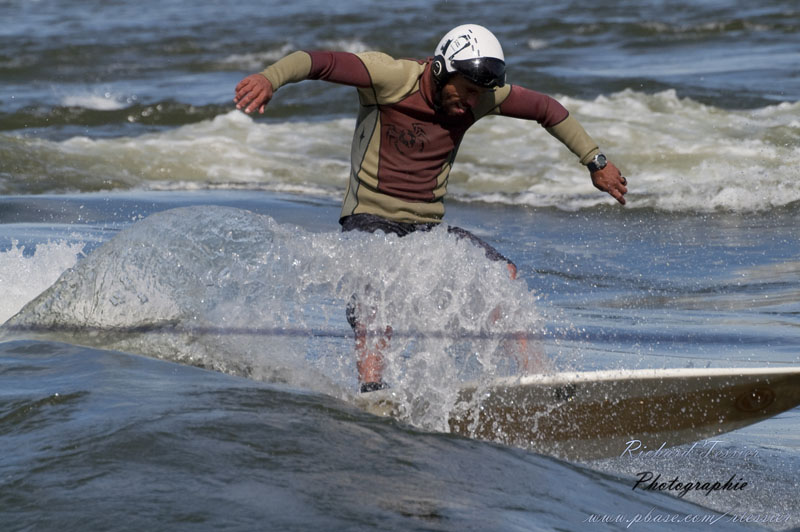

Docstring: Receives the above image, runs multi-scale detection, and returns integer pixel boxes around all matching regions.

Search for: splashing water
[4,206,545,431]
[0,240,86,323]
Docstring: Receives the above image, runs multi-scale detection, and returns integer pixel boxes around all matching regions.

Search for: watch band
[587,153,607,173]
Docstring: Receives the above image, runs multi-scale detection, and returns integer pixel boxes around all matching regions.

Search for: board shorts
[341,213,515,330]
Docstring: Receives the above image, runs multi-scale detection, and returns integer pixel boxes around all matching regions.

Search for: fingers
[613,171,628,205]
[233,77,255,104]
[610,174,627,205]
[233,74,273,114]
[507,262,518,280]
[591,162,628,205]
[612,185,627,205]
[234,84,263,113]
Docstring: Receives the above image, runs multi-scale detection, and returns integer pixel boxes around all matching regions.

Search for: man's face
[439,74,490,117]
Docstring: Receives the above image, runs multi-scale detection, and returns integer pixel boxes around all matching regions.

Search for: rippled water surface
[2,0,799,530]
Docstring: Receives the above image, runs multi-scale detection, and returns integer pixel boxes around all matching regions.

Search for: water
[2,0,799,530]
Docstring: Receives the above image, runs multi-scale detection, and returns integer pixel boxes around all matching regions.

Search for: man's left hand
[590,161,627,205]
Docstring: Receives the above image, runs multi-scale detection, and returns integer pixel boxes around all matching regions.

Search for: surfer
[234,24,627,392]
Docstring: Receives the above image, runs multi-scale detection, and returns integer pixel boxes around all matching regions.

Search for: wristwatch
[587,153,607,173]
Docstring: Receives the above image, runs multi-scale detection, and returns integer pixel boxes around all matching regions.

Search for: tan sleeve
[354,52,426,105]
[472,85,512,119]
[546,114,600,164]
[260,51,313,91]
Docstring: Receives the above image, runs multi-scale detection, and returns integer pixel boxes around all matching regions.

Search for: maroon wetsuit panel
[307,51,372,87]
[499,85,569,127]
[375,93,471,202]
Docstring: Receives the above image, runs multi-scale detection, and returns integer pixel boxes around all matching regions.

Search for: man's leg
[448,225,546,374]
[347,293,391,392]
[355,325,392,391]
[341,215,417,392]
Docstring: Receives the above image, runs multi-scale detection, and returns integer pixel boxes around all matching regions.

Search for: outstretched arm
[234,50,312,115]
[498,86,628,205]
[233,50,371,115]
[545,113,628,205]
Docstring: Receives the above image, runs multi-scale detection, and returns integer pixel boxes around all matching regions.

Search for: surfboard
[355,366,800,461]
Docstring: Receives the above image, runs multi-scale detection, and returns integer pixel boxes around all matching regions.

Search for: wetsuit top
[261,51,600,224]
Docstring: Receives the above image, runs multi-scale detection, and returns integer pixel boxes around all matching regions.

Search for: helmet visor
[451,57,506,88]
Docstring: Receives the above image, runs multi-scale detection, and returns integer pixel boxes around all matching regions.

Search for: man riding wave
[234,24,627,392]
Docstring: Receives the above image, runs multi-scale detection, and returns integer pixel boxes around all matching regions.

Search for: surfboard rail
[357,366,800,461]
[451,366,800,460]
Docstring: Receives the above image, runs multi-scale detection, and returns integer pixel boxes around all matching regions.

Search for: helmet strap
[430,57,449,111]
[431,55,448,87]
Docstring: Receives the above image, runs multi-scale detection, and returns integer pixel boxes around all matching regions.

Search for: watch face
[588,154,607,172]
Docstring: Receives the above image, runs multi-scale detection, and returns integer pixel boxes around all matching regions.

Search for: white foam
[526,39,548,50]
[51,111,351,191]
[219,41,370,71]
[455,90,800,211]
[32,90,800,212]
[0,240,85,324]
[218,43,297,70]
[60,90,134,111]
[61,95,122,111]
[318,39,370,53]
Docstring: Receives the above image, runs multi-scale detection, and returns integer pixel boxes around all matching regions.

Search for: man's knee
[346,294,359,330]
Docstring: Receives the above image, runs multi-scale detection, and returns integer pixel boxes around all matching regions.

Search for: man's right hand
[234,74,274,114]
[590,161,628,206]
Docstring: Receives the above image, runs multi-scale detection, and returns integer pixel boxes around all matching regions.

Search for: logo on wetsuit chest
[385,123,428,155]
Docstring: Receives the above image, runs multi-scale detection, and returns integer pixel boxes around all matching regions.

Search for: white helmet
[432,24,506,88]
